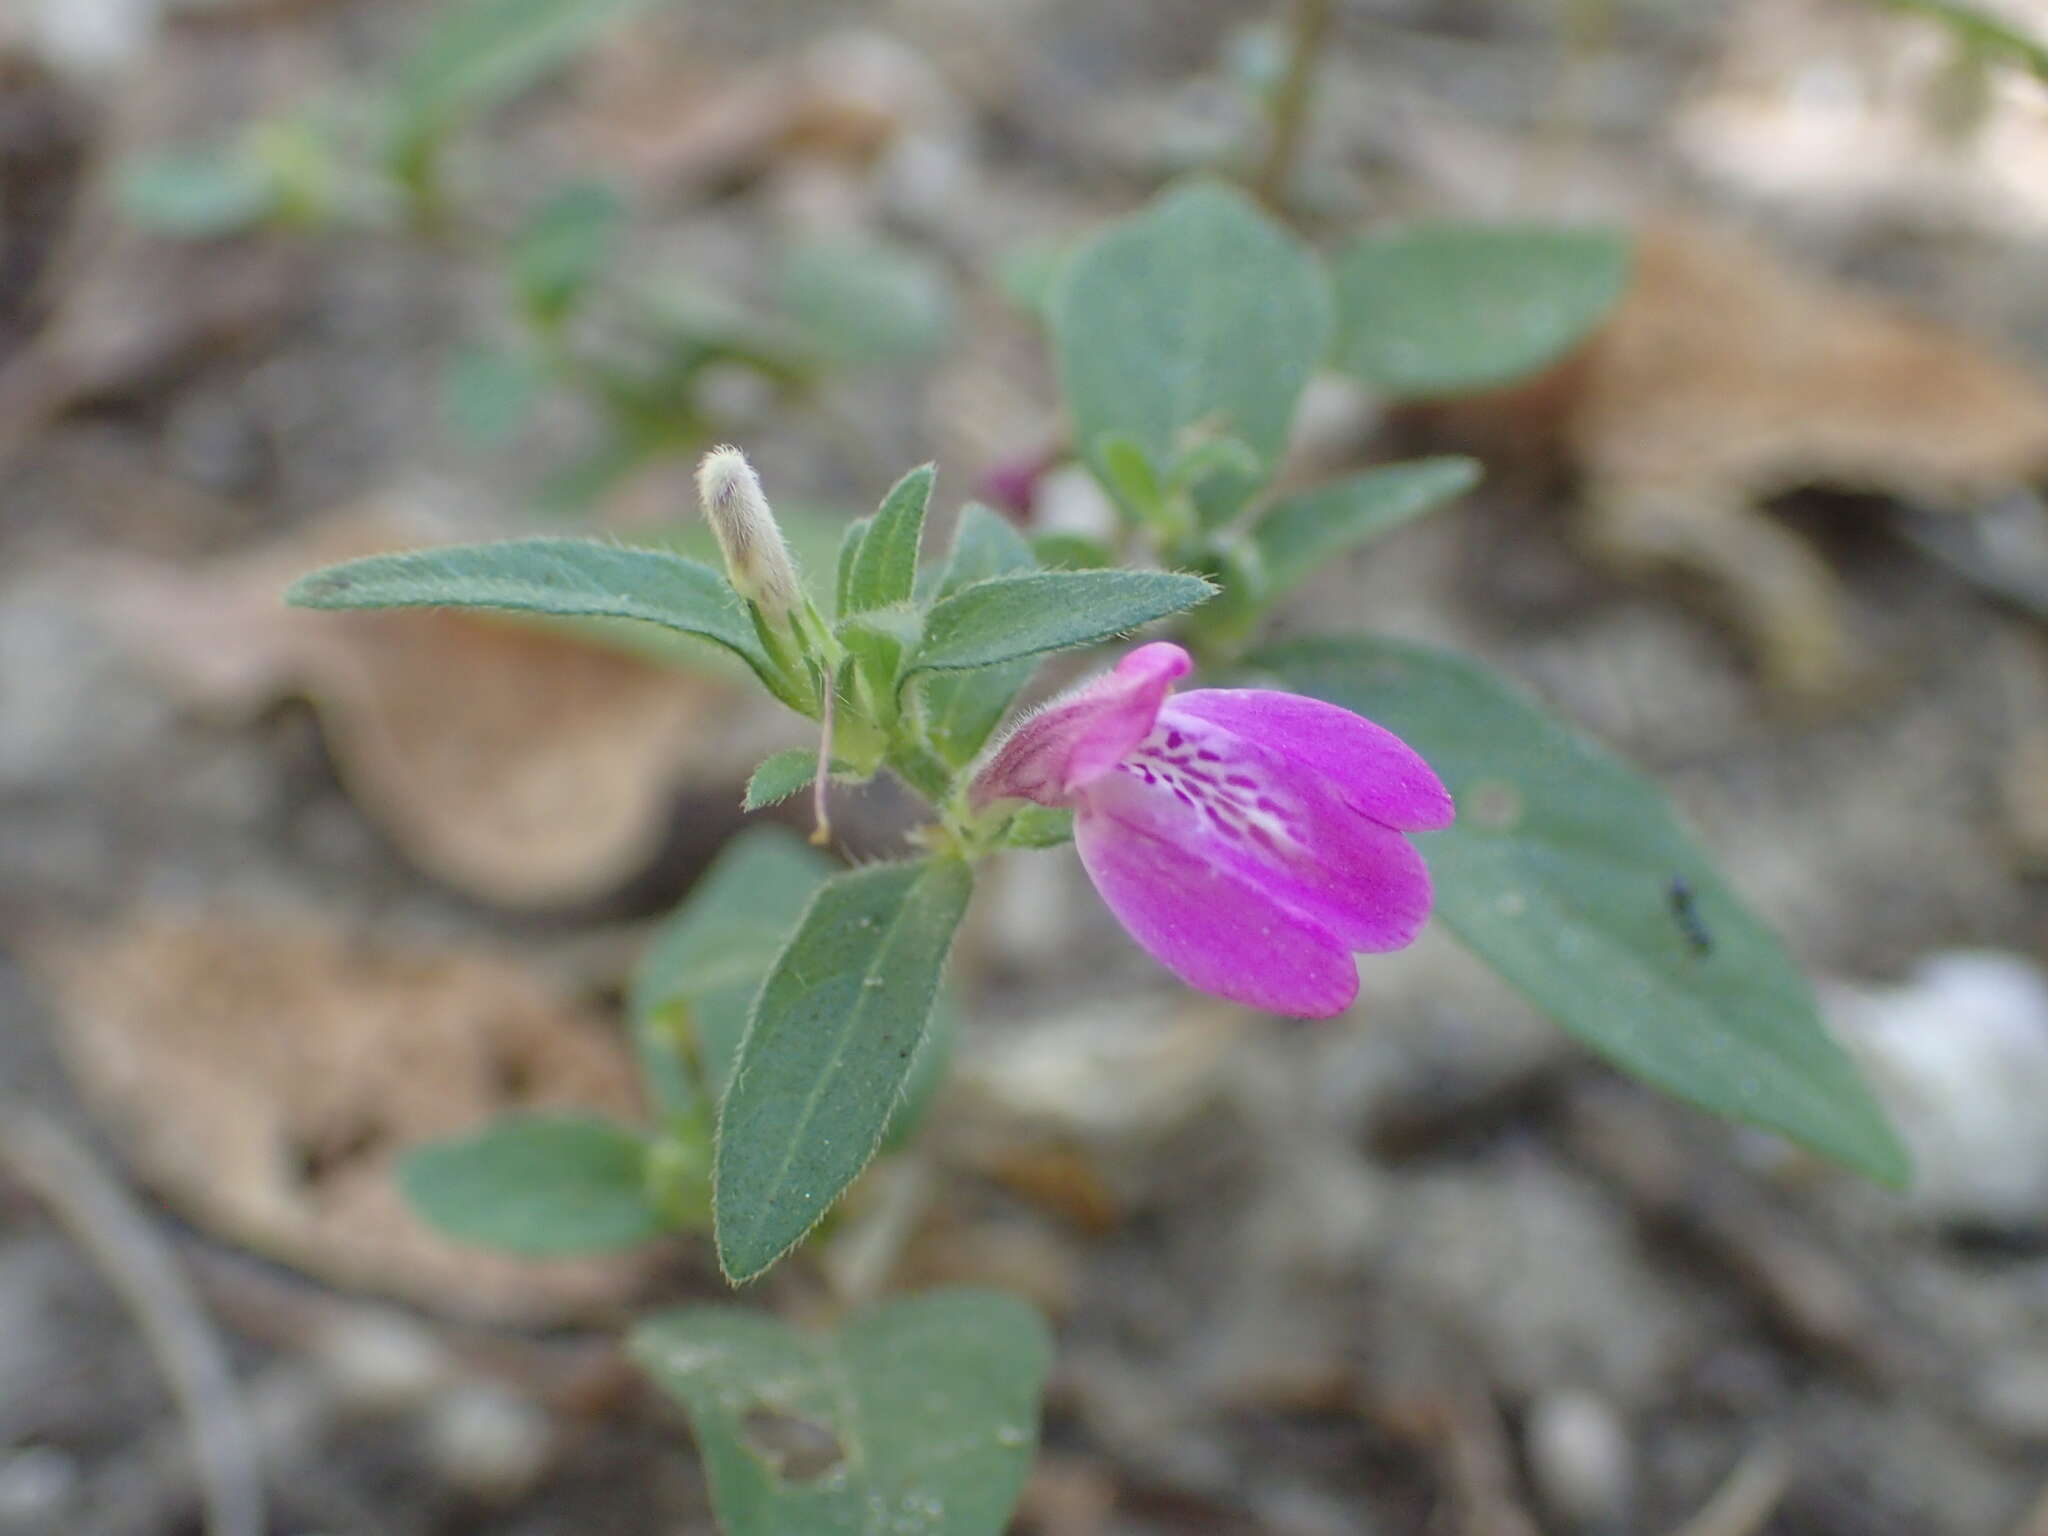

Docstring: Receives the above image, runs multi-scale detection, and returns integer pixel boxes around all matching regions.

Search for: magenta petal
[1084,749,1432,957]
[970,642,1191,808]
[1075,790,1360,1018]
[1164,689,1453,831]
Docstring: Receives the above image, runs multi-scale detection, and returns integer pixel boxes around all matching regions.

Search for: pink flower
[970,642,1453,1017]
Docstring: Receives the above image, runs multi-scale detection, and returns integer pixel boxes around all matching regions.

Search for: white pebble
[1525,1388,1633,1529]
[425,1383,553,1500]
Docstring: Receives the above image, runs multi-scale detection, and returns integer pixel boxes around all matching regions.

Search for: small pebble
[424,1383,553,1500]
[0,1445,79,1528]
[315,1309,450,1414]
[1525,1387,1633,1530]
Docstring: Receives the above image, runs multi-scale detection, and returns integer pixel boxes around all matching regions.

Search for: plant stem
[1255,0,1334,214]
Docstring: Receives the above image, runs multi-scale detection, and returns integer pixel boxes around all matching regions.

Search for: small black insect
[1667,876,1713,957]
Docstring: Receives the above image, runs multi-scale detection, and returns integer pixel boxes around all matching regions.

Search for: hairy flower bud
[697,445,801,624]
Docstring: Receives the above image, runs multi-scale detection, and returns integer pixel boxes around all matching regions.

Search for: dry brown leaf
[576,26,954,197]
[0,17,328,465]
[27,909,652,1322]
[88,494,778,907]
[1418,217,2048,697]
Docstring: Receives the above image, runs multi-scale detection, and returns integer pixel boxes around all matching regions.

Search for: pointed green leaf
[399,1112,665,1256]
[1254,457,1480,596]
[284,539,784,696]
[1332,222,1631,398]
[909,570,1215,677]
[843,464,935,617]
[834,516,871,620]
[630,827,836,1117]
[1252,635,1907,1186]
[1051,180,1331,501]
[631,1288,1051,1536]
[919,507,1041,767]
[840,604,923,701]
[715,859,972,1282]
[743,750,862,811]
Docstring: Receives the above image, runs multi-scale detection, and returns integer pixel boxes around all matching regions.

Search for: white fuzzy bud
[697,445,801,623]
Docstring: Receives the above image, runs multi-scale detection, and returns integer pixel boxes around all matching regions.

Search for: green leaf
[1096,434,1168,526]
[631,827,837,1118]
[1030,532,1116,570]
[1332,223,1631,398]
[1002,805,1075,848]
[715,859,972,1282]
[993,236,1075,320]
[283,539,788,701]
[399,1113,666,1256]
[919,507,1040,767]
[397,0,648,121]
[1253,457,1480,597]
[116,149,277,237]
[631,1289,1051,1536]
[834,517,871,621]
[1051,180,1330,502]
[781,235,954,363]
[745,749,861,811]
[939,504,1036,593]
[1251,636,1908,1186]
[909,570,1215,677]
[843,465,935,617]
[513,179,626,326]
[840,604,924,707]
[442,342,546,445]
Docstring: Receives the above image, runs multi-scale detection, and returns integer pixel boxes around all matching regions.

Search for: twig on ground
[1254,0,1333,214]
[0,1105,267,1536]
[1663,1442,1794,1536]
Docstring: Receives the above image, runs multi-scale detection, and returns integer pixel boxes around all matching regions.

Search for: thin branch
[0,1107,267,1536]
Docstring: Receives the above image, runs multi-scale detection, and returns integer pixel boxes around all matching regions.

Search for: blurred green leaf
[442,342,547,445]
[1251,635,1909,1186]
[631,1289,1051,1536]
[993,237,1074,320]
[1332,222,1630,398]
[782,236,954,363]
[513,179,627,326]
[1051,181,1330,505]
[1252,457,1479,597]
[715,859,971,1282]
[399,1113,665,1255]
[1030,532,1116,570]
[910,570,1214,677]
[116,150,277,237]
[397,0,649,121]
